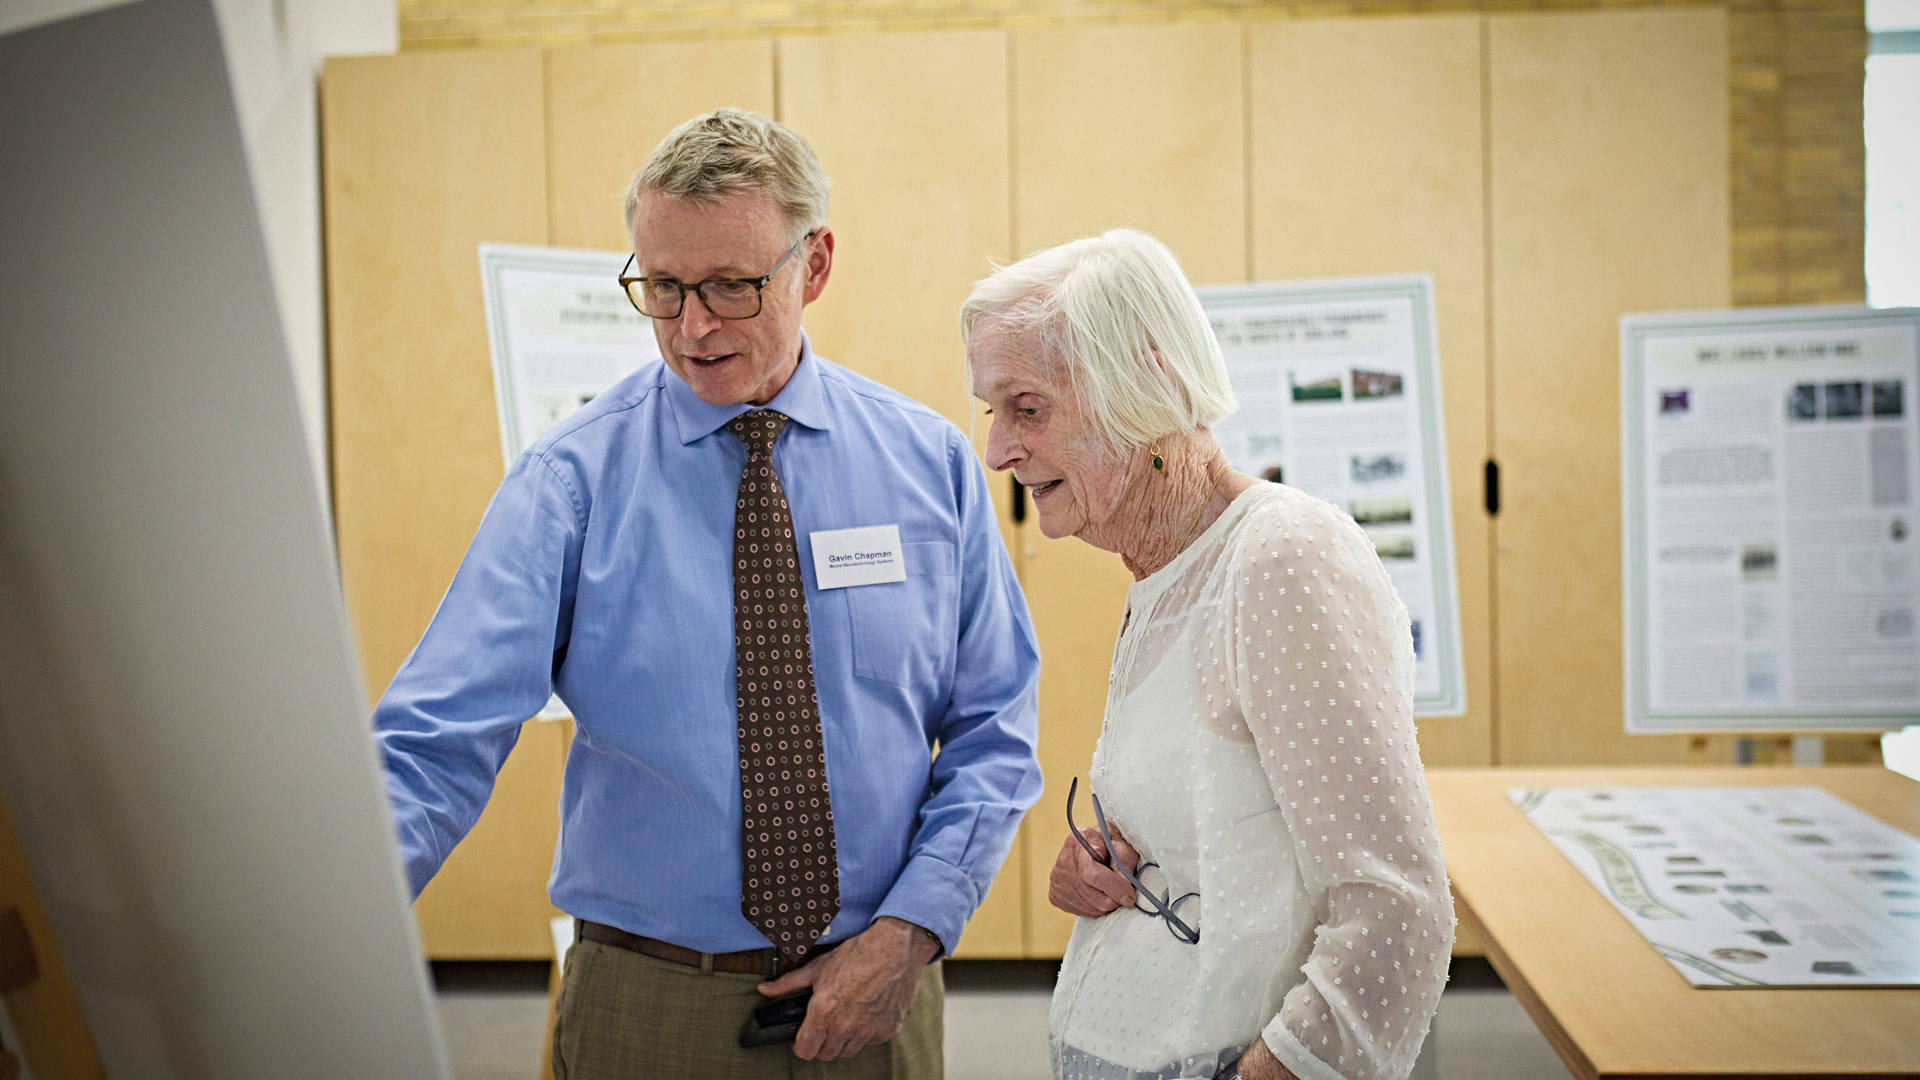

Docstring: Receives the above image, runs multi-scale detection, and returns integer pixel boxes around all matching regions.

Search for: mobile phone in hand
[739,988,812,1048]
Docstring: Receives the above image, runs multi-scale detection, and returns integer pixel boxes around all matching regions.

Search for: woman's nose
[985,417,1021,472]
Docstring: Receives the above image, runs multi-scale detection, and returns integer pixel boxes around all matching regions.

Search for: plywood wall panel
[325,49,548,704]
[780,30,1010,429]
[1012,24,1247,284]
[1248,15,1492,767]
[1010,22,1247,956]
[323,50,563,957]
[1488,8,1737,765]
[545,40,776,251]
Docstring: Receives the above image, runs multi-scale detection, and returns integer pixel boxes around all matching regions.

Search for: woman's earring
[1149,443,1164,471]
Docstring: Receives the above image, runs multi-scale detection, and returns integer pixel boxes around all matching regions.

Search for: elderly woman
[962,230,1454,1080]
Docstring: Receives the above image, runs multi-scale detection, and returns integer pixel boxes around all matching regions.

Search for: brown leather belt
[578,920,835,977]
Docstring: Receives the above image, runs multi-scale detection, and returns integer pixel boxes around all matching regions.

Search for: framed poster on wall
[1199,274,1467,717]
[478,243,663,465]
[1622,305,1920,734]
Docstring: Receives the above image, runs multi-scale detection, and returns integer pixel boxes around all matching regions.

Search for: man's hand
[1048,825,1141,918]
[756,916,940,1061]
[1231,1037,1299,1080]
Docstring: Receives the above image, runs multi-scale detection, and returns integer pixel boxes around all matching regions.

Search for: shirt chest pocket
[844,540,958,688]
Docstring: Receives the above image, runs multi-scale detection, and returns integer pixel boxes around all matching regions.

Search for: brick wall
[1728,0,1867,303]
[396,0,1866,304]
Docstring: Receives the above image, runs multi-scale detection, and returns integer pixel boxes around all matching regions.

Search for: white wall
[213,0,397,511]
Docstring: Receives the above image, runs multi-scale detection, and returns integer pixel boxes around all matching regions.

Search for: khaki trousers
[551,939,945,1080]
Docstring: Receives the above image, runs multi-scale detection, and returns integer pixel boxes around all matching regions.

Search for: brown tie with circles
[727,409,839,975]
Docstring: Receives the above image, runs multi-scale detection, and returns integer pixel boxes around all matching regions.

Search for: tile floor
[434,957,1570,1080]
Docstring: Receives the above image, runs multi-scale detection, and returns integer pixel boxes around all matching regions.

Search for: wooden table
[1426,766,1920,1079]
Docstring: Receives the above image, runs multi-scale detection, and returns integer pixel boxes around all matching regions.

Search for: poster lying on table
[1621,305,1920,733]
[1512,786,1920,987]
[479,243,663,720]
[479,243,663,464]
[1198,274,1466,717]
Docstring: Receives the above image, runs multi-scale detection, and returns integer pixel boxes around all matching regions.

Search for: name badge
[810,525,907,590]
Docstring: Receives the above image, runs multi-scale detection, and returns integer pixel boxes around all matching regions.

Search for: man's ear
[800,226,835,305]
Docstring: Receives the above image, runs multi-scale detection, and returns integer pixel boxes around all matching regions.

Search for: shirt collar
[666,331,833,445]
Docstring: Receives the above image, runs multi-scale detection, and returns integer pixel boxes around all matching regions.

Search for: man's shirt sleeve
[373,451,584,897]
[874,432,1043,953]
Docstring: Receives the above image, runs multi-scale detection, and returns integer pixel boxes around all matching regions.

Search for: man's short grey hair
[961,229,1238,448]
[624,108,831,243]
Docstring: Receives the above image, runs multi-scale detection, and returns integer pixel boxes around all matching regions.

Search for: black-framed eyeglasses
[1067,777,1201,945]
[617,230,816,320]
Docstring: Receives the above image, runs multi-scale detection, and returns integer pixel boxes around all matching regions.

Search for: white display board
[1512,786,1920,987]
[1200,275,1467,717]
[0,1,447,1075]
[1622,305,1920,733]
[478,243,663,465]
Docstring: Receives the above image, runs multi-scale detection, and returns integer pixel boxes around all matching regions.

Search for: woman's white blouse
[1048,482,1454,1080]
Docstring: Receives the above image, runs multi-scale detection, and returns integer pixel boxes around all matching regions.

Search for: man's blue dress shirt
[374,337,1042,954]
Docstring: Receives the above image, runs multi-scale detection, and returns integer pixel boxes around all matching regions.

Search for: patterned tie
[728,409,839,974]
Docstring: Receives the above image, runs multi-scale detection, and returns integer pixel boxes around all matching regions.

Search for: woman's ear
[1148,348,1183,394]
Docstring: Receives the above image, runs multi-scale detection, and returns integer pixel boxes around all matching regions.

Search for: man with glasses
[373,109,1042,1078]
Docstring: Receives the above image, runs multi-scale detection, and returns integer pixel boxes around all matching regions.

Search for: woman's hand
[1048,825,1141,917]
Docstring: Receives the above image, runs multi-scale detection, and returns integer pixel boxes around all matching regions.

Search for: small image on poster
[1200,275,1465,717]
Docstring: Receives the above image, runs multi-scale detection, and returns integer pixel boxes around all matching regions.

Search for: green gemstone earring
[1150,443,1164,471]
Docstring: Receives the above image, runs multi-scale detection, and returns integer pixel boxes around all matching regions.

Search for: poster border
[1620,303,1920,734]
[1196,273,1468,718]
[477,242,635,467]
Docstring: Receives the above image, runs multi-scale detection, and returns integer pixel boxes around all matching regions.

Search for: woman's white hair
[624,108,830,244]
[960,228,1237,448]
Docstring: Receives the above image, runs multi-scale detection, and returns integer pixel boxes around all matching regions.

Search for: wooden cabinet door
[1249,15,1492,767]
[781,30,1027,956]
[324,50,561,958]
[545,40,776,252]
[1487,9,1737,766]
[1010,22,1249,957]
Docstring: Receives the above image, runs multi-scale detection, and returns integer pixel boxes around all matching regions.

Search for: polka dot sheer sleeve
[1230,497,1454,1080]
